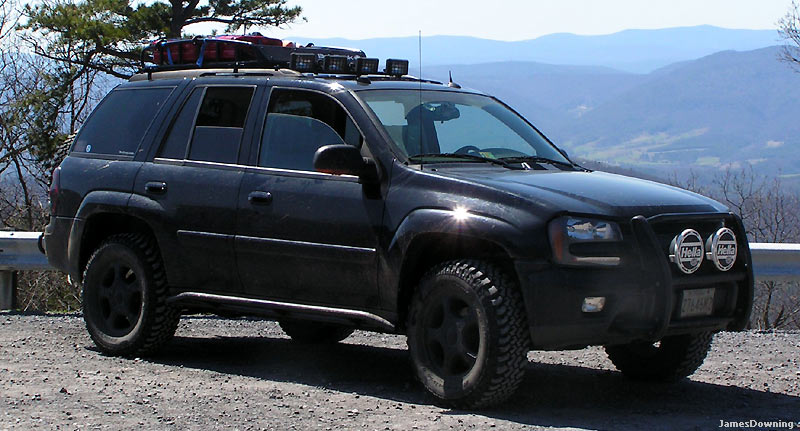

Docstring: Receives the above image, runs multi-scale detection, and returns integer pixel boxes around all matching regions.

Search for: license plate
[680,288,715,318]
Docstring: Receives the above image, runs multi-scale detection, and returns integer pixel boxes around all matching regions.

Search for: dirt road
[1,313,798,430]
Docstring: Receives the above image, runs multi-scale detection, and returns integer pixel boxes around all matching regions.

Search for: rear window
[73,87,174,156]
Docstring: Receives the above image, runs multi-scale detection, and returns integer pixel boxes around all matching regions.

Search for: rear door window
[74,87,174,156]
[157,88,204,159]
[156,86,255,164]
[187,87,254,164]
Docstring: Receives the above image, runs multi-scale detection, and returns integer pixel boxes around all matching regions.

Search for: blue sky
[212,0,795,41]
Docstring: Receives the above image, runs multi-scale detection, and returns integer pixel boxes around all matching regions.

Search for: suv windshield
[357,89,569,165]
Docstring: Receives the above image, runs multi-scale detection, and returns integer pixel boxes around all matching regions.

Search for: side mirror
[314,144,370,177]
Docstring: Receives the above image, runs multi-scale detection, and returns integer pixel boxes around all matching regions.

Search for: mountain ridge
[412,45,800,178]
[286,25,780,73]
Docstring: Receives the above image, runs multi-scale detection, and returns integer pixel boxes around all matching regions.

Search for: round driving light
[669,229,704,274]
[706,227,737,271]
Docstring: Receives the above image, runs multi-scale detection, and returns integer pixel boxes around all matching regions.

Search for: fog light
[582,297,606,313]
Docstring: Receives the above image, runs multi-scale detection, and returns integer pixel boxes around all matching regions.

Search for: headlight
[548,216,623,266]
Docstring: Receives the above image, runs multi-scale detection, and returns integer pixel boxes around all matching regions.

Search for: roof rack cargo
[139,34,409,77]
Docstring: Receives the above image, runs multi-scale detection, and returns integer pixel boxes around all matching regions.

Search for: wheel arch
[390,209,535,330]
[76,212,159,282]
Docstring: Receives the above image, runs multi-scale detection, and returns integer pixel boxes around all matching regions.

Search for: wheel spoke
[123,307,139,327]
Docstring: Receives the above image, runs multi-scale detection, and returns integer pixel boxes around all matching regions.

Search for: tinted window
[74,87,174,156]
[196,87,253,128]
[358,89,568,163]
[260,114,346,170]
[259,89,361,171]
[186,86,254,164]
[158,88,203,159]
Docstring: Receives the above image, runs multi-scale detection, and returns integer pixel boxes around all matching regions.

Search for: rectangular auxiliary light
[355,57,379,75]
[385,59,409,76]
[290,53,317,72]
[323,55,349,73]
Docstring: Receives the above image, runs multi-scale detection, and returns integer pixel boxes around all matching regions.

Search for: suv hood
[439,167,726,218]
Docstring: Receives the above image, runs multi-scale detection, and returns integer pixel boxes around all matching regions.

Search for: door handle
[145,181,167,194]
[248,191,273,205]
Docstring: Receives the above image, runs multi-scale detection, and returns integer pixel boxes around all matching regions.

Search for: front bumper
[516,212,753,350]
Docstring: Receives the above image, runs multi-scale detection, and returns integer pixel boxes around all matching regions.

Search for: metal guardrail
[1,232,799,310]
[750,243,800,282]
[0,231,51,309]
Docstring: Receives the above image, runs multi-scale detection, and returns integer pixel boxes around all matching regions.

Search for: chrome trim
[236,234,376,254]
[244,165,358,180]
[177,230,233,240]
[167,292,394,331]
[706,227,738,272]
[153,158,247,171]
[669,229,705,274]
[153,158,358,180]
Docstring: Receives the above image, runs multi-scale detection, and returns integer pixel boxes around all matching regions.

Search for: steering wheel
[454,145,481,155]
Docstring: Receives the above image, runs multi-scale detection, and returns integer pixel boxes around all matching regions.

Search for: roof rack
[139,35,409,77]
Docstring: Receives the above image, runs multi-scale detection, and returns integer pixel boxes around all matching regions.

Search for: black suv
[44,38,753,408]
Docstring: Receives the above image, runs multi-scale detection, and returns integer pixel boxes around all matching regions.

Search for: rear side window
[74,87,174,156]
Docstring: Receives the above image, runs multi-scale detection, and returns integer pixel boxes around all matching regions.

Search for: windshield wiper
[498,155,575,168]
[408,153,523,169]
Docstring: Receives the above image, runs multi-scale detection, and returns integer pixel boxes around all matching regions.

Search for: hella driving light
[548,216,623,267]
[385,59,409,76]
[355,57,379,75]
[324,55,349,73]
[291,53,317,72]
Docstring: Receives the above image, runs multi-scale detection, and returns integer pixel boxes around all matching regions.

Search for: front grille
[645,213,749,327]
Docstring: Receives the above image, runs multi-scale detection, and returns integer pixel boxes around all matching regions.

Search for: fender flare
[67,191,133,279]
[387,208,528,261]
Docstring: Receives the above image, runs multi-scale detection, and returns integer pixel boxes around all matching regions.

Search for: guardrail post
[0,270,17,310]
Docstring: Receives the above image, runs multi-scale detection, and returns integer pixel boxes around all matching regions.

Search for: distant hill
[291,26,780,73]
[415,46,800,179]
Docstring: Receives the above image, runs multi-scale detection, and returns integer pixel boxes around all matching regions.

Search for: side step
[167,292,395,332]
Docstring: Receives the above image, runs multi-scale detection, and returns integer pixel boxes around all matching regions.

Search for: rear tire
[406,260,529,409]
[82,233,179,356]
[279,320,354,344]
[605,332,714,381]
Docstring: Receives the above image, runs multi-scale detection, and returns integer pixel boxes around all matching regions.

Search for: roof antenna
[418,30,422,80]
[448,71,461,88]
[418,30,423,169]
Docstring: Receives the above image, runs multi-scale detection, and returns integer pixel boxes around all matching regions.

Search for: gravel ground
[1,313,798,431]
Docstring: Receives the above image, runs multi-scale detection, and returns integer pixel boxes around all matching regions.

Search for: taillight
[49,167,60,215]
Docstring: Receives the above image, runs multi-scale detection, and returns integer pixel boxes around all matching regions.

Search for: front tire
[605,332,714,381]
[406,260,529,409]
[82,233,179,356]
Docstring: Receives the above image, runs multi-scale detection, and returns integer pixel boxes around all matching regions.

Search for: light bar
[355,58,379,75]
[324,55,349,73]
[291,53,317,72]
[385,59,409,76]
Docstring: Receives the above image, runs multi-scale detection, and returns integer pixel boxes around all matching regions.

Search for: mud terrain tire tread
[82,233,180,357]
[407,260,529,409]
[605,331,714,381]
